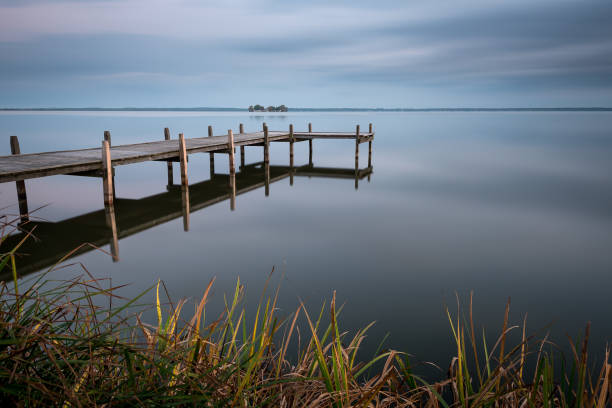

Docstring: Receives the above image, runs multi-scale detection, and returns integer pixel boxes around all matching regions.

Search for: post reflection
[229,174,236,211]
[265,162,270,196]
[181,184,190,231]
[104,202,119,262]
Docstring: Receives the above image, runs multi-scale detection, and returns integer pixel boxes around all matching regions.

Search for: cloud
[0,0,611,107]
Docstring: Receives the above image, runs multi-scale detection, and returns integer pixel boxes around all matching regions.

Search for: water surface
[1,111,611,369]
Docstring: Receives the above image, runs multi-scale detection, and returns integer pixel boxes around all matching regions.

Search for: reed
[1,214,610,407]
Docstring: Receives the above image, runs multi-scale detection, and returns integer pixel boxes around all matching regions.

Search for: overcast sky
[1,0,611,108]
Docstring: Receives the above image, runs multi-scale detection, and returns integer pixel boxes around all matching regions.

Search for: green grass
[1,214,611,407]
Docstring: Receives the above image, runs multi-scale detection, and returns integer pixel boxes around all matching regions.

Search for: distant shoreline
[1,107,611,112]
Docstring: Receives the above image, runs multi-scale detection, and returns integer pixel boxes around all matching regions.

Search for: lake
[1,111,611,370]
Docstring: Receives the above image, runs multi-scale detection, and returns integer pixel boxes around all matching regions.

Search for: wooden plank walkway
[2,122,375,224]
[0,130,374,183]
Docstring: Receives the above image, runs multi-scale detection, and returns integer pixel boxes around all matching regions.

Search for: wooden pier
[1,123,374,223]
[1,122,375,278]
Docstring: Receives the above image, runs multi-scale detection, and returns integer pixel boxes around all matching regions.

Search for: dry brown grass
[1,214,610,407]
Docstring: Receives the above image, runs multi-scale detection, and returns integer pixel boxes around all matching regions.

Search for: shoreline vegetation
[1,217,611,406]
[1,107,612,112]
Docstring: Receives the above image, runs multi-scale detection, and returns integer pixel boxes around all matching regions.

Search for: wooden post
[289,124,294,166]
[102,140,114,206]
[239,123,245,168]
[9,136,29,223]
[368,123,373,168]
[263,123,269,165]
[208,125,214,176]
[104,131,116,199]
[355,125,360,168]
[289,124,294,186]
[179,133,190,231]
[263,123,270,196]
[355,125,360,190]
[228,129,235,183]
[179,133,188,186]
[164,128,174,189]
[308,123,313,166]
[104,202,119,262]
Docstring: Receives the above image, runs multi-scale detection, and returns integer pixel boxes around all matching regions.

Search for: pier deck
[0,130,373,182]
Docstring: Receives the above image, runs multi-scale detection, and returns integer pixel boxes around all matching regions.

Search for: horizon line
[1,107,612,112]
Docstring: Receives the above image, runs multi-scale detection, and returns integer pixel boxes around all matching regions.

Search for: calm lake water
[1,111,612,370]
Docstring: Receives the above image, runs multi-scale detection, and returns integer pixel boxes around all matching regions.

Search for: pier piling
[164,128,174,189]
[104,131,116,199]
[263,123,269,165]
[228,129,236,211]
[289,124,294,186]
[368,123,373,168]
[308,123,313,166]
[355,125,360,190]
[239,123,245,168]
[228,129,235,179]
[179,133,190,231]
[263,123,270,196]
[101,140,114,206]
[9,136,29,223]
[179,133,188,187]
[208,125,214,176]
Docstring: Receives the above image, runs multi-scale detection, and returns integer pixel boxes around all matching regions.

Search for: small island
[248,104,288,112]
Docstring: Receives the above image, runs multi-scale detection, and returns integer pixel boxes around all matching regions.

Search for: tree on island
[248,104,288,112]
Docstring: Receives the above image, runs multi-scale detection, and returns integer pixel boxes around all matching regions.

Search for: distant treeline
[248,104,288,112]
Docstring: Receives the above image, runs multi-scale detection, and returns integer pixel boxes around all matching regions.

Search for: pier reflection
[1,163,373,280]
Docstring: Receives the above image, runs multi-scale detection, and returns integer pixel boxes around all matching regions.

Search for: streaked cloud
[0,0,611,107]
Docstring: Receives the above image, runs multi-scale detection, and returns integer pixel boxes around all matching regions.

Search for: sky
[1,0,611,108]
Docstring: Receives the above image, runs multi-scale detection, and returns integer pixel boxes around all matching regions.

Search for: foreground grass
[1,216,611,407]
